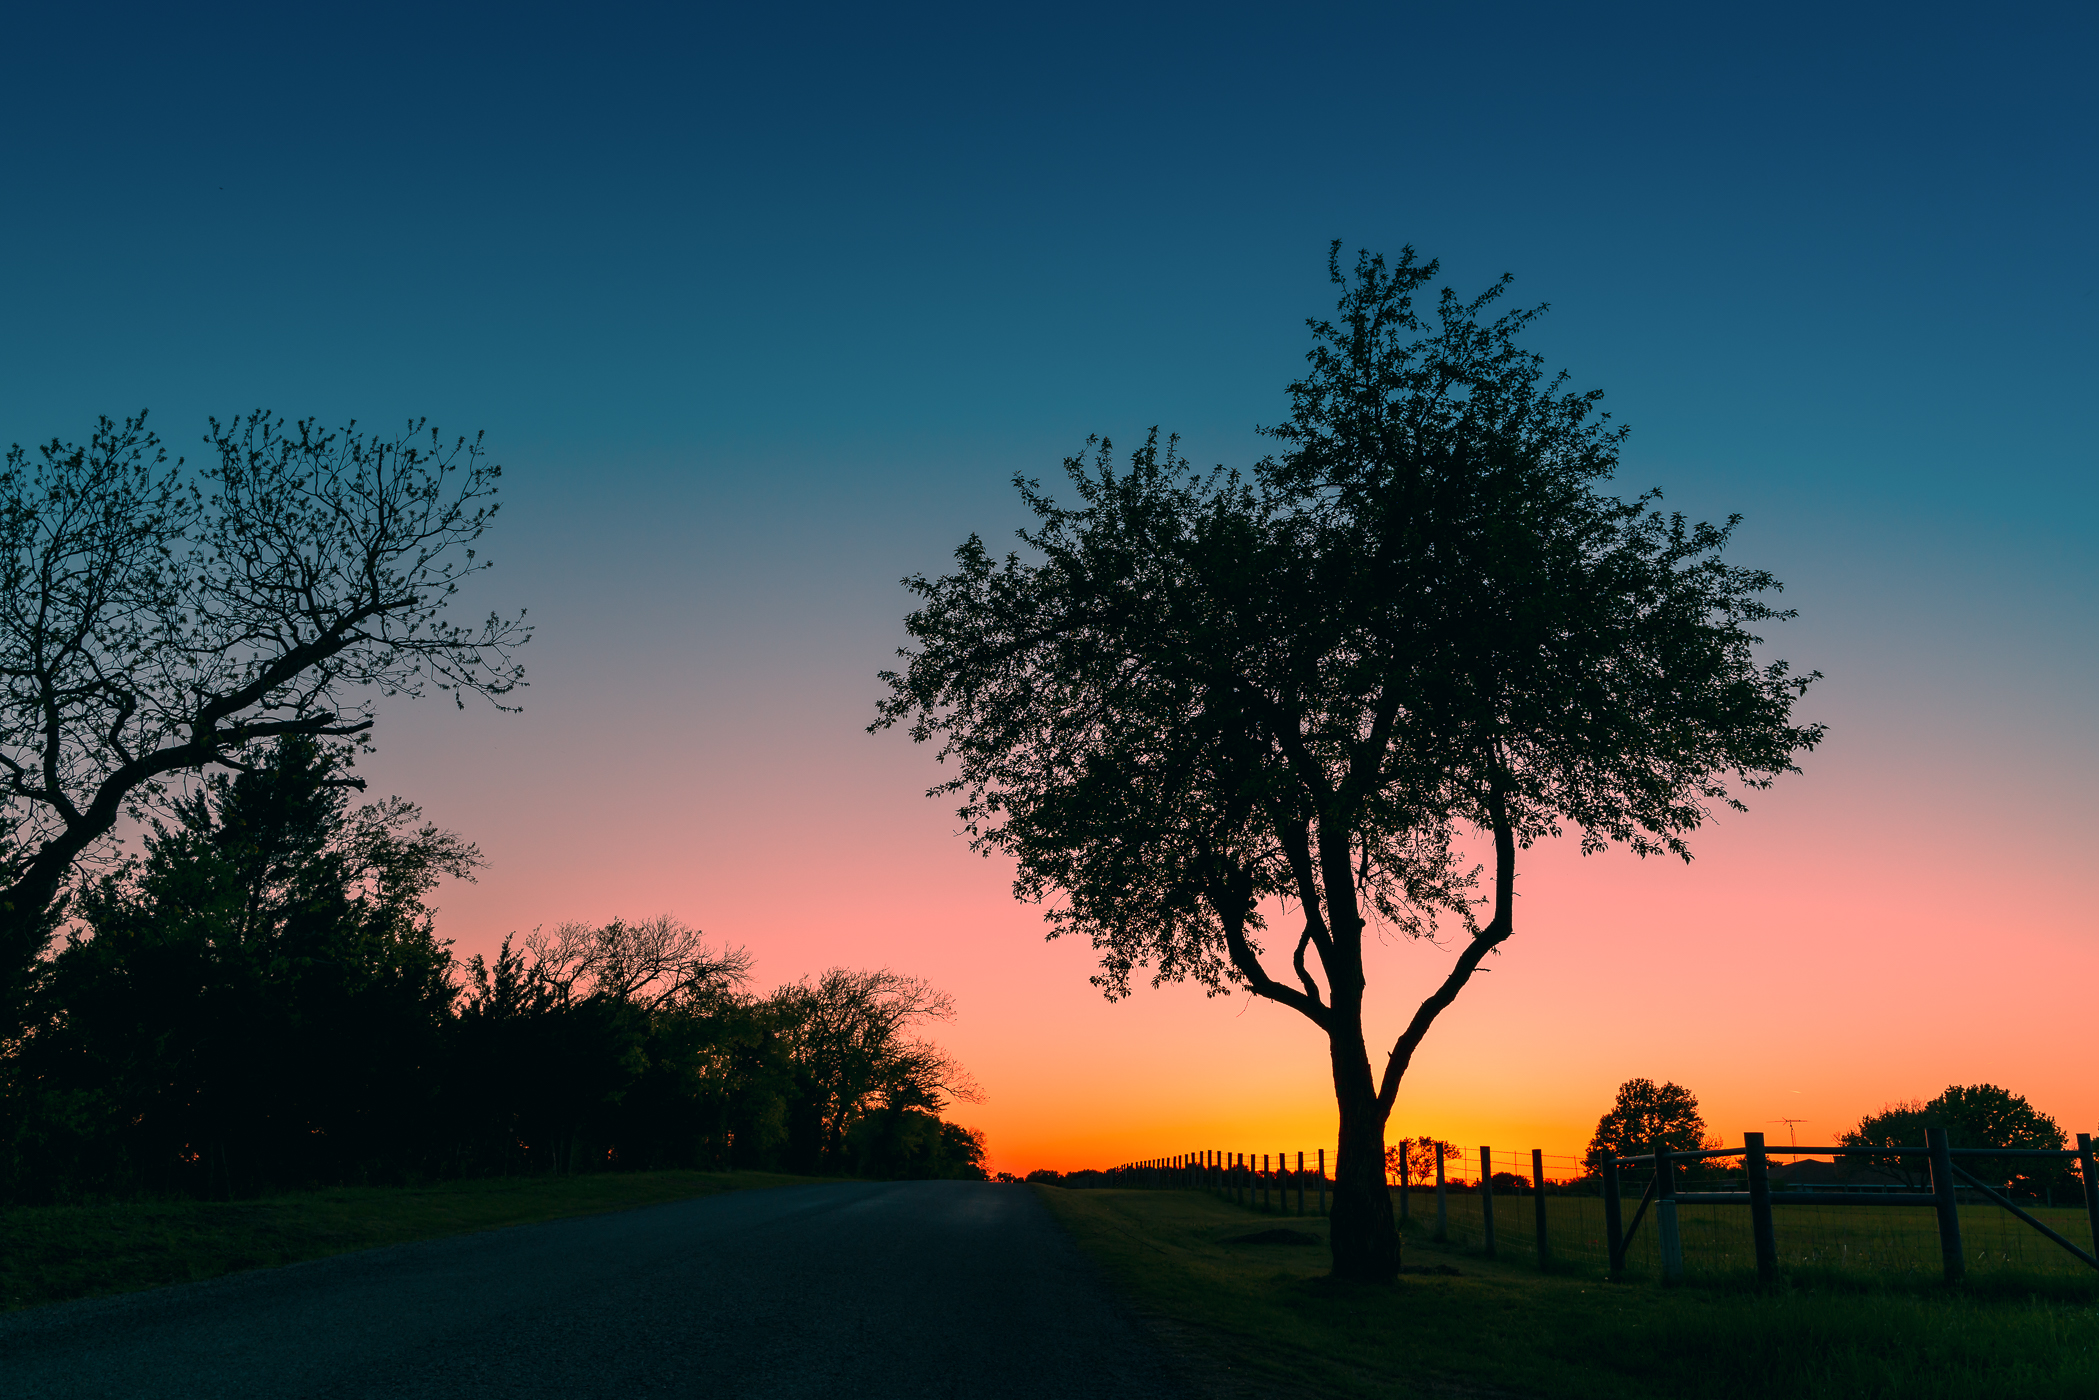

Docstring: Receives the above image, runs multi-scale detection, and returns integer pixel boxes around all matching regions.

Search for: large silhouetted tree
[874,244,1823,1279]
[0,412,528,1033]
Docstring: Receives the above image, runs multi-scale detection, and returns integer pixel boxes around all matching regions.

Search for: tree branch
[1208,869,1332,1029]
[1375,759,1516,1115]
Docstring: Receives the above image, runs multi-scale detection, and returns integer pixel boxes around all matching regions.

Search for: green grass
[0,1169,822,1312]
[1405,1187,2099,1282]
[1038,1186,2099,1400]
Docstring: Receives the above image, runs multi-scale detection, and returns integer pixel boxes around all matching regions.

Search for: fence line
[1109,1131,2099,1285]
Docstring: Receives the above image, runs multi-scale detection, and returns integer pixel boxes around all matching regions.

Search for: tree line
[0,738,985,1203]
[1581,1077,2086,1198]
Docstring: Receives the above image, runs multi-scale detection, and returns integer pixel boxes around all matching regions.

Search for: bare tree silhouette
[0,412,528,1031]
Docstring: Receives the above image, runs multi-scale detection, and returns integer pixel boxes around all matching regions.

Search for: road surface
[2,1180,1194,1398]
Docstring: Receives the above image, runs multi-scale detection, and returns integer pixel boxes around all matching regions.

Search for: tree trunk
[1328,1037,1400,1280]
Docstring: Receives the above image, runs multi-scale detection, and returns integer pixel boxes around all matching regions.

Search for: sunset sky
[3,2,2092,1176]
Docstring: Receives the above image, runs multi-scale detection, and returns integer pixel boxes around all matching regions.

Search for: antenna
[1768,1118,1807,1153]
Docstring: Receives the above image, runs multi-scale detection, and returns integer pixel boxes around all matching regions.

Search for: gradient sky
[4,2,2093,1176]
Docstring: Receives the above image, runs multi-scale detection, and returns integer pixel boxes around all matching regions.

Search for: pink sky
[8,0,2092,1187]
[355,505,2098,1178]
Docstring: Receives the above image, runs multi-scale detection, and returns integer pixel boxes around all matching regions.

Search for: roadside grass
[1037,1186,2099,1400]
[1,1169,822,1312]
[1412,1187,2099,1282]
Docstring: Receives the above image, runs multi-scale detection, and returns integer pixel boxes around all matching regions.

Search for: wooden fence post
[2079,1134,2099,1267]
[1318,1148,1327,1217]
[1434,1144,1448,1242]
[1927,1126,1966,1285]
[1532,1148,1549,1267]
[1481,1146,1497,1258]
[1655,1145,1683,1283]
[1601,1157,1625,1278]
[1745,1131,1777,1286]
[1297,1151,1306,1216]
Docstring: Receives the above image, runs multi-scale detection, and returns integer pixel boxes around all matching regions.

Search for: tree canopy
[876,243,1823,1278]
[1842,1083,2070,1193]
[1583,1078,1712,1169]
[770,967,984,1174]
[15,737,479,1194]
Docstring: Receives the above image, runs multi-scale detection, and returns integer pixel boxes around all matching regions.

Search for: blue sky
[9,3,2091,477]
[4,1,2093,1164]
[9,3,2091,634]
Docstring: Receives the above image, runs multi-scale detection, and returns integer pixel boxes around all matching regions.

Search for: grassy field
[1405,1186,2099,1282]
[1038,1185,2099,1400]
[0,1169,821,1312]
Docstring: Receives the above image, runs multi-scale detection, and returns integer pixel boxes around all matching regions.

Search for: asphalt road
[1,1181,1195,1399]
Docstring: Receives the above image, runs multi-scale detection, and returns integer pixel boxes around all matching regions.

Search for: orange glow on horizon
[359,615,2097,1183]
